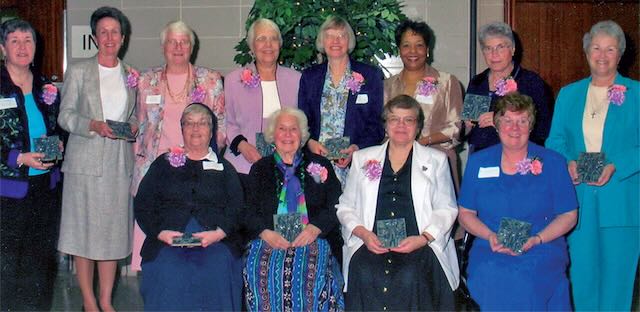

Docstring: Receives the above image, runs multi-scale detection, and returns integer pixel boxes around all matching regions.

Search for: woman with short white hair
[130,20,225,271]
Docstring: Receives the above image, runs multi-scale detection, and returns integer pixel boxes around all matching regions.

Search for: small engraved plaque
[106,120,135,141]
[33,135,63,162]
[273,213,304,242]
[255,132,274,157]
[171,234,202,247]
[497,217,532,254]
[577,152,606,183]
[323,136,350,160]
[376,218,407,248]
[462,94,491,120]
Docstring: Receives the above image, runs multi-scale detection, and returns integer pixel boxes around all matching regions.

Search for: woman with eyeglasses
[464,22,552,153]
[458,92,578,310]
[337,95,459,311]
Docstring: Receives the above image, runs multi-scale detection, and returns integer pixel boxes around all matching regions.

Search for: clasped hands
[259,224,322,250]
[487,232,541,256]
[90,119,138,139]
[158,228,227,248]
[353,226,432,255]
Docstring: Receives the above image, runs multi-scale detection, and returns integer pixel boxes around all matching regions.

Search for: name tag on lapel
[416,94,434,105]
[0,98,18,110]
[478,166,500,178]
[355,94,368,104]
[203,161,223,171]
[146,94,161,104]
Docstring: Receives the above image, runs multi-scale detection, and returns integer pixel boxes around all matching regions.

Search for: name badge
[416,94,434,105]
[355,94,368,104]
[203,161,223,171]
[478,166,500,178]
[0,97,18,110]
[146,94,161,104]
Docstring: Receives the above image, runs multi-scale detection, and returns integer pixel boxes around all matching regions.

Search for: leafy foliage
[234,0,407,70]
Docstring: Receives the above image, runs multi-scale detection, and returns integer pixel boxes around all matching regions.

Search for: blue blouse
[24,94,47,176]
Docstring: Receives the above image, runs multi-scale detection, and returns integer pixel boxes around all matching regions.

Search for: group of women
[0,3,637,311]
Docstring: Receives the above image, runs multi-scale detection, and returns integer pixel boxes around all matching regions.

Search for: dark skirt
[346,245,454,311]
[1,173,60,311]
[243,238,344,311]
[140,218,242,311]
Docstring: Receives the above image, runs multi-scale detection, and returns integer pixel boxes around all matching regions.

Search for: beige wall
[63,0,506,87]
[476,0,504,74]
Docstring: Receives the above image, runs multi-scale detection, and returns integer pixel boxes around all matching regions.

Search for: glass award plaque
[106,120,136,141]
[376,218,407,248]
[462,94,491,120]
[577,152,606,183]
[255,132,274,157]
[33,135,63,162]
[323,136,350,160]
[497,217,532,254]
[171,234,202,247]
[273,213,304,242]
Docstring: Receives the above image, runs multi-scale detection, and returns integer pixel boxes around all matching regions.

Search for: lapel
[601,74,626,154]
[344,60,359,136]
[569,78,591,158]
[244,63,266,131]
[87,56,104,121]
[360,142,386,230]
[410,142,431,219]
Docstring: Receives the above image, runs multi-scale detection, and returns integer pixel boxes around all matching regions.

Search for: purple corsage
[494,76,517,96]
[241,68,260,88]
[346,71,365,95]
[41,84,58,105]
[306,162,328,184]
[608,84,626,106]
[363,159,382,181]
[167,147,187,168]
[125,66,139,89]
[515,156,543,175]
[417,77,438,97]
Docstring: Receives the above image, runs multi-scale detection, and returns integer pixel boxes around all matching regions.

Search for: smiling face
[273,113,302,156]
[322,27,349,60]
[497,110,531,151]
[399,30,428,72]
[0,30,35,69]
[94,17,123,58]
[163,31,192,67]
[182,112,212,153]
[252,23,280,67]
[586,33,621,79]
[481,35,515,73]
[386,107,419,146]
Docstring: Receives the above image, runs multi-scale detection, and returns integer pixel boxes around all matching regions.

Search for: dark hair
[395,19,431,50]
[383,95,425,139]
[90,6,129,37]
[181,102,218,151]
[0,19,37,45]
[493,92,537,129]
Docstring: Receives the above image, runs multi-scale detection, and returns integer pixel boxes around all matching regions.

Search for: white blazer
[336,141,460,291]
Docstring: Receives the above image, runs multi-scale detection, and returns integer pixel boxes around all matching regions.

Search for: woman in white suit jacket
[337,95,459,311]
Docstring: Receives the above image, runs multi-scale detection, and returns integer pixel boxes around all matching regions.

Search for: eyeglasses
[255,35,279,44]
[325,32,347,42]
[500,117,530,128]
[387,116,418,126]
[166,39,191,48]
[482,43,511,54]
[182,120,210,129]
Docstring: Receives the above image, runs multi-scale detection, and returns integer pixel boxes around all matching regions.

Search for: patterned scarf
[274,152,309,225]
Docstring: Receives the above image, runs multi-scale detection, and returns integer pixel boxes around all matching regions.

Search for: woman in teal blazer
[546,20,639,311]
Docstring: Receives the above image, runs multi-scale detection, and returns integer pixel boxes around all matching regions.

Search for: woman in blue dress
[458,93,578,310]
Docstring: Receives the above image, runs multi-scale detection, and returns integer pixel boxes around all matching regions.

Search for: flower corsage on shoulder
[608,84,627,106]
[515,156,543,175]
[41,83,58,105]
[494,76,517,96]
[125,65,140,89]
[241,68,260,88]
[166,146,187,168]
[346,71,365,95]
[306,162,328,184]
[363,159,382,181]
[417,77,439,97]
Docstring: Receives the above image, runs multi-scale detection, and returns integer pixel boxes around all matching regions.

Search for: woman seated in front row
[337,95,459,311]
[243,107,344,311]
[134,103,243,311]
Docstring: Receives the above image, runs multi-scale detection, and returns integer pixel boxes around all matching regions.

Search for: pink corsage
[363,159,382,181]
[417,77,438,97]
[515,156,543,175]
[190,85,207,103]
[306,162,328,184]
[166,147,187,168]
[494,76,517,96]
[346,71,365,95]
[41,83,58,105]
[607,84,627,106]
[240,68,260,88]
[126,66,139,89]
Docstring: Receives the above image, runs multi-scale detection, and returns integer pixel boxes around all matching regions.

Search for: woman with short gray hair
[547,20,639,311]
[298,15,384,188]
[464,21,552,153]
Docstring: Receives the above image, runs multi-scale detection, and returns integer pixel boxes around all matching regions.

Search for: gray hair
[0,19,37,46]
[315,16,356,54]
[263,107,311,145]
[181,103,215,133]
[478,21,514,47]
[383,95,424,139]
[247,18,283,53]
[161,21,195,47]
[583,20,626,55]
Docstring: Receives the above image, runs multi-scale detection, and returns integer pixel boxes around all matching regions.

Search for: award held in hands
[171,234,202,247]
[273,213,304,242]
[255,132,274,157]
[497,217,532,254]
[323,136,350,160]
[106,120,136,141]
[577,152,606,183]
[33,135,63,162]
[462,94,491,120]
[376,218,407,248]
